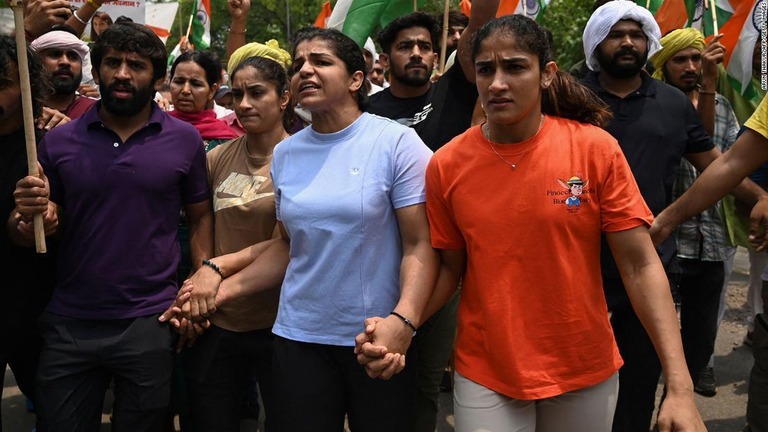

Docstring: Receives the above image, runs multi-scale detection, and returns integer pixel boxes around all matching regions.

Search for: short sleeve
[598,142,654,233]
[391,127,433,209]
[745,96,768,140]
[683,99,715,154]
[181,137,211,205]
[425,156,466,250]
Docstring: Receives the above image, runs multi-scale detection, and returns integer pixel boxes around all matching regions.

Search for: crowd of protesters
[0,0,767,431]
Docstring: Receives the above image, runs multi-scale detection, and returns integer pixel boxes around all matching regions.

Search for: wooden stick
[10,0,46,253]
[439,0,449,73]
[523,0,527,16]
[646,0,651,9]
[710,0,719,35]
[414,0,418,12]
[185,13,194,40]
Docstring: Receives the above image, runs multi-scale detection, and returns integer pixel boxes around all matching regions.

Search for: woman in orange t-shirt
[356,14,704,432]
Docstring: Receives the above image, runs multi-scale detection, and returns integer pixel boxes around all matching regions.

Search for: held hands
[158,283,211,352]
[353,315,415,379]
[185,264,223,321]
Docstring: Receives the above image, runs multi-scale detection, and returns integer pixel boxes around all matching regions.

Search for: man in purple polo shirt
[14,22,213,431]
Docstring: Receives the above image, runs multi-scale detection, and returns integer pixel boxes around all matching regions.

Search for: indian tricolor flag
[460,0,549,19]
[327,0,419,46]
[654,0,736,36]
[190,0,211,50]
[315,1,333,28]
[715,0,763,94]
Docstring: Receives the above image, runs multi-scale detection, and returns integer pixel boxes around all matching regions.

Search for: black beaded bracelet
[390,311,417,336]
[201,259,224,278]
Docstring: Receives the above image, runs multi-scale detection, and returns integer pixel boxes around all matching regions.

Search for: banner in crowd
[146,1,179,44]
[72,0,145,24]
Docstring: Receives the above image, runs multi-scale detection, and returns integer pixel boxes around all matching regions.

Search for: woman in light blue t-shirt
[169,27,438,431]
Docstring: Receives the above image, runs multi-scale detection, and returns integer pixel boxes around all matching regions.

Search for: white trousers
[454,371,619,432]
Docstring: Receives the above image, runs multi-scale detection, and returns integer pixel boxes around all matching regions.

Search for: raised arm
[226,0,250,60]
[456,0,499,84]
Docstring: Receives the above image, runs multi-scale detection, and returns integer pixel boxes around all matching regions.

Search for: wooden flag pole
[185,13,194,40]
[646,0,651,9]
[523,0,527,16]
[414,0,417,12]
[439,0,449,73]
[710,0,719,35]
[10,0,46,253]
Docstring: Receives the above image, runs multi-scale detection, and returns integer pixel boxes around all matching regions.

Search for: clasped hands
[354,315,415,380]
[158,265,222,351]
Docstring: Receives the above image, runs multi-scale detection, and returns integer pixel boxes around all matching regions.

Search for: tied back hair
[231,56,294,133]
[471,15,612,128]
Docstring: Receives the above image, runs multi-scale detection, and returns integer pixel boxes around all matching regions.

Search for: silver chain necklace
[484,115,544,170]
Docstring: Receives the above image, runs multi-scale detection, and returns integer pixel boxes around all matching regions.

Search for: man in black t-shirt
[581,3,766,431]
[368,12,478,152]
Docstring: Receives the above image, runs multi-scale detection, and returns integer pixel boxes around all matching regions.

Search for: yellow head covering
[227,39,292,77]
[650,28,706,81]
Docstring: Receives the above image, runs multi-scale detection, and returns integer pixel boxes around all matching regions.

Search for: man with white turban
[31,26,96,124]
[581,2,766,431]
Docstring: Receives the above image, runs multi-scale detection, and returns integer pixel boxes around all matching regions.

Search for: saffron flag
[654,0,736,36]
[190,0,211,50]
[327,0,419,47]
[460,0,471,16]
[458,0,550,19]
[716,0,762,95]
[315,1,332,28]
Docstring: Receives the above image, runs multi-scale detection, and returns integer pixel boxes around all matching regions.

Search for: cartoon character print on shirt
[555,175,590,213]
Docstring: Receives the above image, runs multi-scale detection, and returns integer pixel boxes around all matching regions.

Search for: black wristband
[390,311,417,336]
[201,259,224,278]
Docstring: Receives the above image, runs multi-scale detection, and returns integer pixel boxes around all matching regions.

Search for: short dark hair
[0,35,51,117]
[377,12,440,55]
[440,10,469,30]
[290,27,369,111]
[91,22,168,82]
[170,50,221,87]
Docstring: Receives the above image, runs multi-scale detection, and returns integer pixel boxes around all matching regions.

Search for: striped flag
[716,0,763,95]
[654,0,736,36]
[327,0,419,47]
[190,0,211,50]
[459,0,550,19]
[315,1,333,28]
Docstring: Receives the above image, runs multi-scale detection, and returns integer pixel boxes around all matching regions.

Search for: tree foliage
[537,0,593,71]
